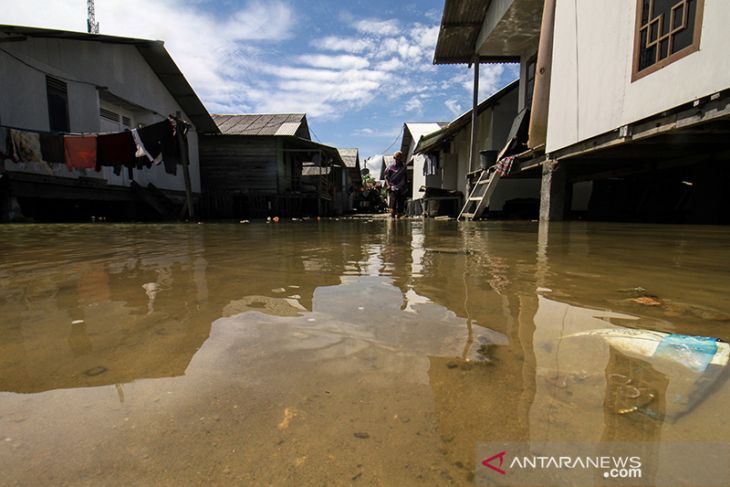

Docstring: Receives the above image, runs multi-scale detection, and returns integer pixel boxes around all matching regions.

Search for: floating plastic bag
[566,328,729,421]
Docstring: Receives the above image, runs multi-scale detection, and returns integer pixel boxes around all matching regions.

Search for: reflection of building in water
[0,232,215,393]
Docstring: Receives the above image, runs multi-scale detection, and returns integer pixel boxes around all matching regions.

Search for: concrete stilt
[539,160,567,221]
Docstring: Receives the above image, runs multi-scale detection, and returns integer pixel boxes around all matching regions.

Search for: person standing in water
[384,151,407,219]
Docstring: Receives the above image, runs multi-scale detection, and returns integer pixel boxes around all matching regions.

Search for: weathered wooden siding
[199,136,279,193]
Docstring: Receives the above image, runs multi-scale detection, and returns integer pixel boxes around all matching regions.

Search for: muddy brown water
[1,221,729,486]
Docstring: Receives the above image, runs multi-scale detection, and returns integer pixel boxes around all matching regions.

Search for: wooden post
[176,111,195,220]
[317,150,322,217]
[468,56,480,174]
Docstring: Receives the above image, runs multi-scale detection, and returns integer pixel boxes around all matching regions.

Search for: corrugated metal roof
[337,148,360,168]
[400,123,448,160]
[0,24,219,134]
[415,80,519,154]
[211,114,307,136]
[434,0,489,64]
[433,0,521,64]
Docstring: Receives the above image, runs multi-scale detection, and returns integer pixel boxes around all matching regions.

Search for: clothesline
[1,117,189,176]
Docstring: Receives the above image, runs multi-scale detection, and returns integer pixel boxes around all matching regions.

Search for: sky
[2,0,518,171]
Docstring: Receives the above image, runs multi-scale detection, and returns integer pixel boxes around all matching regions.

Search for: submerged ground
[1,221,729,485]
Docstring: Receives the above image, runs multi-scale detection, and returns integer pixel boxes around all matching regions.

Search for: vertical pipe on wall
[528,0,557,149]
[468,56,480,174]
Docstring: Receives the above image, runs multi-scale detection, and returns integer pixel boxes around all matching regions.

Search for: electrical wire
[0,46,170,121]
[378,125,404,156]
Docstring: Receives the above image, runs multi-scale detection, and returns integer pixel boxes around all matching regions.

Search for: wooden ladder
[457,166,502,221]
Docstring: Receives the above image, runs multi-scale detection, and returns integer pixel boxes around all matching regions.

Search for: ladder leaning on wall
[457,166,502,221]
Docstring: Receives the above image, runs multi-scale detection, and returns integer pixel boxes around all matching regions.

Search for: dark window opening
[47,76,69,132]
[634,0,704,80]
[525,57,536,109]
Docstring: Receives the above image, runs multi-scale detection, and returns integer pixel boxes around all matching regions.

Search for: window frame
[524,55,537,109]
[632,0,705,82]
[46,75,70,132]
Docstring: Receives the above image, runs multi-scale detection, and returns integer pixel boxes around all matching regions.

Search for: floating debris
[353,432,369,439]
[631,296,662,306]
[566,328,729,420]
[71,320,84,325]
[277,408,297,431]
[83,366,108,377]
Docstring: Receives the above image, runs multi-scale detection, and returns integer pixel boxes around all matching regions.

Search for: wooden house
[433,0,730,223]
[412,80,541,218]
[338,148,363,213]
[199,114,345,218]
[0,25,218,222]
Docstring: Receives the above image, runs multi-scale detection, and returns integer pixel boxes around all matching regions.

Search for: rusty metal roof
[0,24,219,134]
[337,148,360,169]
[433,0,520,64]
[211,114,308,137]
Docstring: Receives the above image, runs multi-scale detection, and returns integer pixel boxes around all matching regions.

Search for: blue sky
[4,0,518,160]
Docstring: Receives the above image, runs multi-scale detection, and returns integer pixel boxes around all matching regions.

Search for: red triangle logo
[482,450,507,475]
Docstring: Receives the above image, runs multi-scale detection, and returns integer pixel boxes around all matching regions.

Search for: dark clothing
[97,131,136,174]
[388,190,406,214]
[161,121,180,176]
[136,120,180,175]
[39,133,65,164]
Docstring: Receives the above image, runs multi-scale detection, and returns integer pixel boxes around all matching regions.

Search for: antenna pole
[87,0,99,34]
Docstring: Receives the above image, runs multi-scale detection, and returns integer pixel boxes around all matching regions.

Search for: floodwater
[1,220,729,486]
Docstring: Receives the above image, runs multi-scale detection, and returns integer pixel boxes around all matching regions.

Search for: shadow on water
[0,221,729,484]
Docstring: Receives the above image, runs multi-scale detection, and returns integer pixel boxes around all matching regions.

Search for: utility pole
[87,0,99,34]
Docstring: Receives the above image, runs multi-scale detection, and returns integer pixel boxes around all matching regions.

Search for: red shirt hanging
[64,135,97,170]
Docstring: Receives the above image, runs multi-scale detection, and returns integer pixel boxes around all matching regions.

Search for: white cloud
[353,127,401,138]
[313,36,376,53]
[409,24,440,52]
[455,64,510,100]
[354,18,400,36]
[445,99,463,116]
[298,54,370,70]
[404,97,423,113]
[1,0,295,114]
[3,1,517,131]
[376,57,405,72]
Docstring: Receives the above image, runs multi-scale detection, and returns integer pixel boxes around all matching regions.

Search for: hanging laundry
[39,132,65,164]
[135,121,169,167]
[161,119,181,175]
[10,129,44,163]
[495,156,515,176]
[424,153,439,176]
[131,128,153,164]
[64,135,97,170]
[97,131,136,173]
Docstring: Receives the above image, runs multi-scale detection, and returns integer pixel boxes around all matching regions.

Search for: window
[633,0,705,80]
[46,76,70,132]
[525,56,536,109]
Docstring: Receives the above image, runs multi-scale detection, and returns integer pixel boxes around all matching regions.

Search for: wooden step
[469,196,482,202]
[461,212,475,219]
[477,178,492,185]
